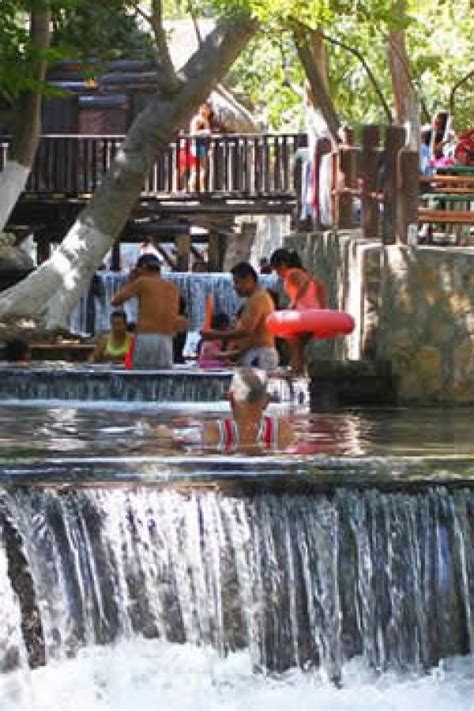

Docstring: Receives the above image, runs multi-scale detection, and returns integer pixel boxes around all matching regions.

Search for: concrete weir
[0,365,309,404]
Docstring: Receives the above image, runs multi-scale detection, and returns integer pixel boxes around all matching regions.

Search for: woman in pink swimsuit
[270,249,327,374]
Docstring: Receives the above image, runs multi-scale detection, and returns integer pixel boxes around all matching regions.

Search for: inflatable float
[266,309,355,340]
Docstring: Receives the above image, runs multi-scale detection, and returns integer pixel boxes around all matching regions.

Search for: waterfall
[69,272,280,335]
[0,369,303,403]
[1,485,472,681]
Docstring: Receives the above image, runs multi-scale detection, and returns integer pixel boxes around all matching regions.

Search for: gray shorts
[239,347,279,371]
[133,334,173,369]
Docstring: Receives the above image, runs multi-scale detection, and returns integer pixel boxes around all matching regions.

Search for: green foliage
[51,0,154,62]
[226,0,474,130]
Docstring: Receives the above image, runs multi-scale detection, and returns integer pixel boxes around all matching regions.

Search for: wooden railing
[1,132,305,198]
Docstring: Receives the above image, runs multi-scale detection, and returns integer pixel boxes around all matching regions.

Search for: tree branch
[449,69,474,116]
[130,0,181,94]
[321,31,393,124]
[386,31,430,122]
[292,23,341,140]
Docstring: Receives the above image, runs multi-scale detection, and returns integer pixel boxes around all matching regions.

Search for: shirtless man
[111,254,186,368]
[200,262,279,370]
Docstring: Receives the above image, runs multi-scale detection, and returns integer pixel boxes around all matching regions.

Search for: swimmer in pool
[155,367,294,453]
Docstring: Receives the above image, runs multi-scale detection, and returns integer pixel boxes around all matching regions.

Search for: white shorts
[133,334,173,369]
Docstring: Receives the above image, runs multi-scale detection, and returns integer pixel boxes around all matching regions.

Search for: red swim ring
[266,309,355,340]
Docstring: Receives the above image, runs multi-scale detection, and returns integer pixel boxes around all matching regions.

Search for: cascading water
[1,485,472,685]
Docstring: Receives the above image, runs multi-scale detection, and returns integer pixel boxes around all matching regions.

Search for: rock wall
[285,231,474,404]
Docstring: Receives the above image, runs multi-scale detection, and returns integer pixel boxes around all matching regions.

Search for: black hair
[5,338,30,362]
[110,310,127,324]
[212,311,230,329]
[269,248,302,269]
[136,254,162,271]
[230,262,258,281]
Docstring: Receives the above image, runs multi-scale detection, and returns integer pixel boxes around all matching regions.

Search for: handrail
[1,132,305,199]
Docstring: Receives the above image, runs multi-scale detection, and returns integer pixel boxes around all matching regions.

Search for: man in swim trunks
[111,254,186,368]
[200,262,279,370]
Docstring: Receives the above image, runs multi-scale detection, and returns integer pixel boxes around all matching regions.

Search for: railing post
[336,127,358,229]
[396,149,420,244]
[383,125,406,244]
[360,125,381,239]
[175,232,191,272]
[208,231,224,272]
[110,242,121,271]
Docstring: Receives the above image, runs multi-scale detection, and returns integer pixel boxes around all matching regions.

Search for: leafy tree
[0,3,258,327]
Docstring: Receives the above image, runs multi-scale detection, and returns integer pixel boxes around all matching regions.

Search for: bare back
[113,275,180,335]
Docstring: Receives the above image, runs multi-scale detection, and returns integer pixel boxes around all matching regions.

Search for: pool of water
[2,401,474,465]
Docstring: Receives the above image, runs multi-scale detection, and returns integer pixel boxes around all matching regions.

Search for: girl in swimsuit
[89,310,132,364]
[270,248,327,374]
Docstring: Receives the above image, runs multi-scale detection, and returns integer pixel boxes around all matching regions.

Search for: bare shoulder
[202,420,221,447]
[278,420,296,449]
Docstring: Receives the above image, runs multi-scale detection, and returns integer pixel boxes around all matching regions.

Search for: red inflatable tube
[266,309,355,340]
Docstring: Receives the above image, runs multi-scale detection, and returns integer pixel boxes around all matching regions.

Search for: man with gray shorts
[200,262,279,371]
[111,254,186,368]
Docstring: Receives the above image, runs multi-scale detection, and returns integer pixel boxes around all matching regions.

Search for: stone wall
[285,230,474,404]
[379,245,474,403]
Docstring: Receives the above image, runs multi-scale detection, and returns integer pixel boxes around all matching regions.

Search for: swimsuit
[216,416,279,452]
[103,334,132,360]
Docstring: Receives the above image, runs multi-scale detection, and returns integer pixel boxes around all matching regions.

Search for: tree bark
[387,2,415,123]
[0,2,50,232]
[293,27,340,140]
[0,13,257,328]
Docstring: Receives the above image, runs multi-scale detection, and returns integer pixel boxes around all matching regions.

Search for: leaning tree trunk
[293,26,341,141]
[387,1,415,124]
[0,2,50,233]
[0,14,257,329]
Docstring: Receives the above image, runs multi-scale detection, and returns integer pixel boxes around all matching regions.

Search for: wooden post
[360,125,381,239]
[337,127,358,229]
[35,236,51,264]
[110,242,121,271]
[314,136,333,229]
[175,232,191,272]
[396,150,420,244]
[208,231,223,272]
[383,125,406,244]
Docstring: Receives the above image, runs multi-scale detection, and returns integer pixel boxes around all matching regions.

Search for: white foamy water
[0,640,472,711]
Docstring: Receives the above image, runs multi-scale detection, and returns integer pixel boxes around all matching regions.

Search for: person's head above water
[228,367,269,408]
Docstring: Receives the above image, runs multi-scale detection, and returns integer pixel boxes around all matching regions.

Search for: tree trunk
[0,14,257,329]
[387,2,415,123]
[0,2,50,232]
[294,27,340,140]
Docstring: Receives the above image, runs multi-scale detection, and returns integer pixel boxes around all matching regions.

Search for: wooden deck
[1,132,303,207]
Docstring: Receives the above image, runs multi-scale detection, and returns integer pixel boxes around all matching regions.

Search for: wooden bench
[419,172,474,227]
[419,209,474,224]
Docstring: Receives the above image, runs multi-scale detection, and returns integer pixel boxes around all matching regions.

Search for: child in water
[270,248,327,374]
[197,312,232,368]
